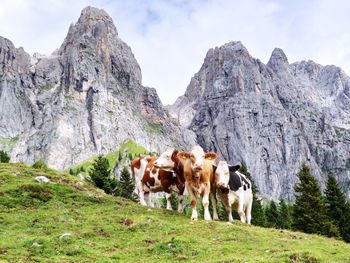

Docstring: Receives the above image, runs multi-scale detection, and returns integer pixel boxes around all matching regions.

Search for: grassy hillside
[1,163,350,262]
[70,139,150,174]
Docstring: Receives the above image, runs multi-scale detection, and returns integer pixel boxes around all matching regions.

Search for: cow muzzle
[217,183,229,193]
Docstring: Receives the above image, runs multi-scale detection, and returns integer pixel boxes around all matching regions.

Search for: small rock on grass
[59,233,72,239]
[35,176,50,183]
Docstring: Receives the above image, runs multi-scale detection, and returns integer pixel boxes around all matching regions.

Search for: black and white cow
[214,161,253,224]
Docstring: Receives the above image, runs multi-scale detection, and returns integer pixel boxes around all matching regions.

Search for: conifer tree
[89,155,115,194]
[292,164,339,237]
[115,167,137,201]
[278,199,292,229]
[0,150,10,163]
[325,175,350,242]
[265,200,279,228]
[339,202,350,243]
[239,163,266,226]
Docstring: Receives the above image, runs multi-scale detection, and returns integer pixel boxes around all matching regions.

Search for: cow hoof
[191,217,198,221]
[213,216,219,221]
[226,222,233,225]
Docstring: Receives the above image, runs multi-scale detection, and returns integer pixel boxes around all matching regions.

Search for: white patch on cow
[154,148,175,171]
[215,161,229,189]
[191,207,198,220]
[190,145,205,171]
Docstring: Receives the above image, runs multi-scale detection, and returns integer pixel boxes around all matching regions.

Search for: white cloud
[0,0,350,105]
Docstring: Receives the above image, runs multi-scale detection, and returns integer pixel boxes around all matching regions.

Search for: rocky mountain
[169,42,350,200]
[0,7,185,170]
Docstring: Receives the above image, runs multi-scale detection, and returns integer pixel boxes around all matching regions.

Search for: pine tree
[339,202,350,243]
[239,163,266,226]
[0,150,10,163]
[115,167,137,201]
[265,200,279,228]
[292,164,339,237]
[325,175,350,242]
[278,199,292,229]
[89,155,115,194]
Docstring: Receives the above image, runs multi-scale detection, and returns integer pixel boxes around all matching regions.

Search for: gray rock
[35,176,50,183]
[170,41,350,200]
[59,233,72,239]
[0,6,184,170]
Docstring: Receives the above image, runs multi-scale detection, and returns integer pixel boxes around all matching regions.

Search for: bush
[0,150,10,163]
[32,160,48,170]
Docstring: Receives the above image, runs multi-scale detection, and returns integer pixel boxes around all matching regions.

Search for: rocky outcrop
[170,41,350,200]
[0,7,184,169]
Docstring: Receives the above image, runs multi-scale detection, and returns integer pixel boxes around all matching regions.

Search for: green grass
[70,139,149,175]
[1,163,350,262]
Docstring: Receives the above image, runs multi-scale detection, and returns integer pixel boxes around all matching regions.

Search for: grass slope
[1,163,350,263]
[70,139,149,174]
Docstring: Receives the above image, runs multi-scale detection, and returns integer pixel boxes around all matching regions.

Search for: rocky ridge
[169,41,350,200]
[0,7,186,170]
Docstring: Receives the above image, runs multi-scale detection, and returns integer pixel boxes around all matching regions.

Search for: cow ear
[212,164,217,174]
[228,164,240,172]
[177,151,190,160]
[205,152,217,160]
[171,150,179,161]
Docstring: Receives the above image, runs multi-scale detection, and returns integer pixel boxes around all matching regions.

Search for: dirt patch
[289,252,319,263]
[120,218,134,227]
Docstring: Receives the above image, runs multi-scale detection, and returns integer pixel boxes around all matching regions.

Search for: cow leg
[221,194,233,222]
[245,199,253,225]
[177,194,184,213]
[186,182,198,221]
[210,192,219,220]
[139,189,147,206]
[144,192,153,207]
[165,192,172,210]
[237,200,246,223]
[202,185,212,221]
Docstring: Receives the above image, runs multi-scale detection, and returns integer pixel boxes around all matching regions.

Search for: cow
[131,156,152,206]
[153,148,186,212]
[141,151,186,212]
[177,145,218,221]
[214,161,253,224]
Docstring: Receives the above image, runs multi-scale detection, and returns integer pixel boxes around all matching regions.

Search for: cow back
[228,171,251,191]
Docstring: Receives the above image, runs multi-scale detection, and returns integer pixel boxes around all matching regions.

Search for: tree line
[245,163,350,243]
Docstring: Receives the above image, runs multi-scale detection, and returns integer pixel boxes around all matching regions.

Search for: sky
[1,0,350,105]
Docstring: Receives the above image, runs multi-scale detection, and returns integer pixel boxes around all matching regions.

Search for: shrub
[0,150,10,163]
[32,160,48,170]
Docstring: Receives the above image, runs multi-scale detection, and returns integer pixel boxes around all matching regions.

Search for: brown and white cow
[131,156,152,205]
[141,152,185,211]
[153,148,186,212]
[214,161,253,224]
[178,145,218,221]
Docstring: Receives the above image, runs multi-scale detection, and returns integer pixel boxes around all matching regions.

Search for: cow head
[178,145,217,173]
[214,161,240,193]
[153,148,178,172]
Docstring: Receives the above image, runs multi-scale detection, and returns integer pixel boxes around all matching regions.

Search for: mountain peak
[77,6,117,34]
[58,6,118,54]
[267,48,289,66]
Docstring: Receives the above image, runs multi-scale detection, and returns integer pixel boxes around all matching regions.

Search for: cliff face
[0,7,184,169]
[169,42,350,200]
